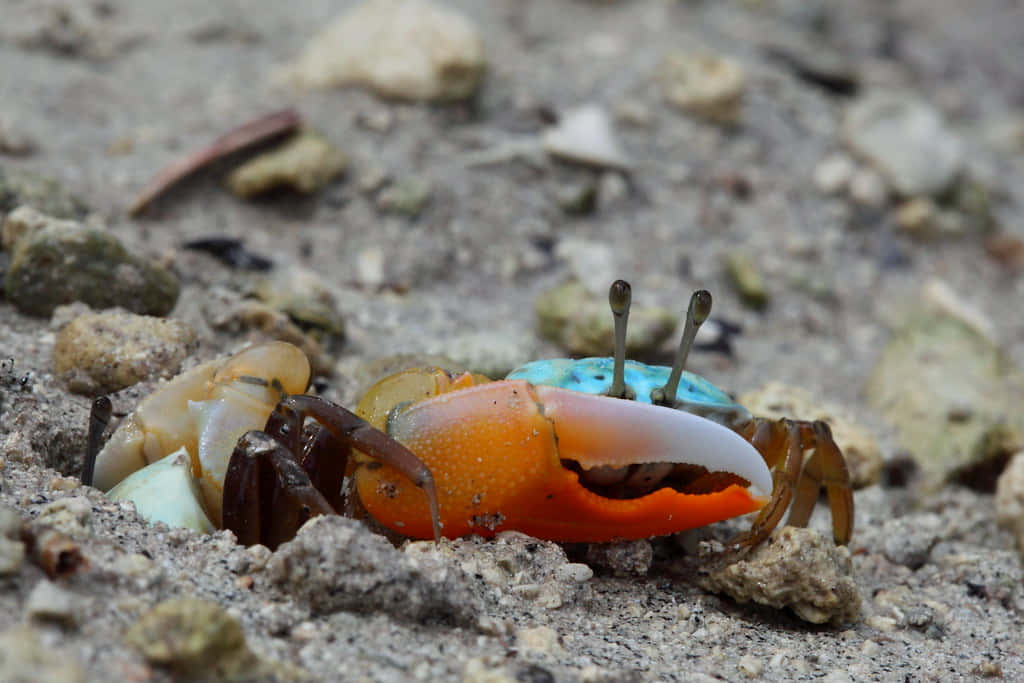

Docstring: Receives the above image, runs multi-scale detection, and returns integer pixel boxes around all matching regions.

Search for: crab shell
[94,342,772,542]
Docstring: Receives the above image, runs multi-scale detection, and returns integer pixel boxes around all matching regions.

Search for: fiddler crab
[85,281,853,552]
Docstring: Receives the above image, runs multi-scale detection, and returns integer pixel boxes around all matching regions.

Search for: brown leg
[727,419,802,549]
[276,395,442,542]
[786,421,853,545]
[223,431,336,549]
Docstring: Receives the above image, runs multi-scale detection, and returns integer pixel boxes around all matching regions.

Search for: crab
[86,281,853,552]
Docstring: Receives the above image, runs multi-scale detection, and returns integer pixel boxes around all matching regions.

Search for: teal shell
[506,357,738,410]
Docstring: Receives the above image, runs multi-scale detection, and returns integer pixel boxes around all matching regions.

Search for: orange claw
[354,380,771,541]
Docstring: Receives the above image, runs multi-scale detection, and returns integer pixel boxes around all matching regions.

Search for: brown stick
[127,109,301,216]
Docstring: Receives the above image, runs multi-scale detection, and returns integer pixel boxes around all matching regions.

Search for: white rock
[843,92,964,196]
[282,0,485,101]
[848,167,888,208]
[661,52,746,124]
[542,105,632,171]
[813,154,855,195]
[25,580,78,625]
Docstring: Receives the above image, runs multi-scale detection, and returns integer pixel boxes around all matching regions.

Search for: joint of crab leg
[82,396,112,487]
[607,280,634,400]
[223,431,335,549]
[534,384,772,499]
[277,395,442,542]
[786,421,853,545]
[652,289,712,406]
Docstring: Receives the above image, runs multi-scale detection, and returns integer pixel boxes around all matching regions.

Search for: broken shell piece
[107,447,216,534]
[282,0,485,101]
[542,105,632,171]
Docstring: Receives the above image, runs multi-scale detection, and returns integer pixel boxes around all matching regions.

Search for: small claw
[106,447,216,533]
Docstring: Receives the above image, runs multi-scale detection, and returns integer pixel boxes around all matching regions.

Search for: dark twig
[127,108,301,216]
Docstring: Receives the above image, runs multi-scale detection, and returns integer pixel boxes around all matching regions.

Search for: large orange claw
[354,380,771,541]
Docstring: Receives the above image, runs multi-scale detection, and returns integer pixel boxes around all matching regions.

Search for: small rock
[661,52,746,124]
[376,176,432,216]
[764,42,859,96]
[895,197,938,234]
[843,92,964,196]
[813,154,854,195]
[866,306,1024,488]
[282,0,485,101]
[696,527,861,625]
[738,654,765,677]
[0,626,85,683]
[34,496,93,539]
[848,167,888,208]
[212,299,331,377]
[542,105,632,170]
[226,131,347,197]
[516,625,562,655]
[739,382,883,489]
[723,252,769,310]
[0,536,25,575]
[267,515,479,624]
[553,237,616,296]
[24,580,79,626]
[535,280,677,357]
[597,171,630,211]
[53,310,197,394]
[554,178,598,215]
[879,513,943,569]
[0,170,88,219]
[124,598,273,680]
[0,118,37,157]
[995,451,1024,553]
[463,658,516,683]
[4,207,178,318]
[252,265,346,338]
[585,539,653,576]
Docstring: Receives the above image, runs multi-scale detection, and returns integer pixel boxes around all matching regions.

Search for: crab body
[89,283,853,551]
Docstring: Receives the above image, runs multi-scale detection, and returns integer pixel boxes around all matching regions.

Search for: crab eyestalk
[652,289,712,406]
[607,279,633,400]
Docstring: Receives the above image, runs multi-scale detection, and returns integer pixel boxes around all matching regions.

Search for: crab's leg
[727,419,802,549]
[223,431,335,548]
[82,396,112,487]
[786,421,854,545]
[274,394,442,542]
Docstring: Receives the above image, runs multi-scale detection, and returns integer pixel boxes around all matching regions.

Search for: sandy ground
[1,0,1023,681]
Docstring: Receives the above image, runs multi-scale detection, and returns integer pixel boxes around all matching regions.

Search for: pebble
[535,280,677,357]
[282,0,485,101]
[226,131,347,197]
[24,580,79,626]
[516,625,562,655]
[0,536,25,575]
[0,168,88,219]
[3,206,179,318]
[879,513,943,569]
[865,301,1024,488]
[597,171,630,211]
[723,252,769,310]
[848,167,888,208]
[843,92,964,196]
[696,527,861,625]
[995,451,1024,553]
[0,626,85,683]
[813,154,855,195]
[376,176,432,216]
[585,539,653,577]
[34,496,93,539]
[739,382,883,488]
[553,237,616,295]
[660,52,746,124]
[738,655,764,677]
[268,515,479,624]
[253,265,346,337]
[53,309,197,394]
[542,105,632,171]
[0,118,37,156]
[124,598,271,679]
